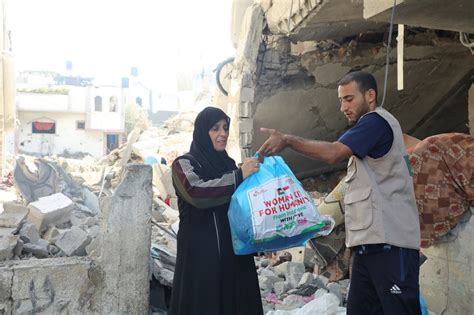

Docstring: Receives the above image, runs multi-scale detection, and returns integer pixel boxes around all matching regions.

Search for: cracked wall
[245,30,473,176]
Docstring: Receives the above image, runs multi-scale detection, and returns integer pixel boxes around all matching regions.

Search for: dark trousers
[347,244,421,315]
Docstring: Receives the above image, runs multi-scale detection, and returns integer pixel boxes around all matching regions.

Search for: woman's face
[208,119,229,151]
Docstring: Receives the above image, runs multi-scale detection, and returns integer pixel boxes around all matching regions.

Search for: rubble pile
[255,250,348,314]
[0,156,101,261]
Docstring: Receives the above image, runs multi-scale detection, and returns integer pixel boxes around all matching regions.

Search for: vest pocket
[344,187,373,230]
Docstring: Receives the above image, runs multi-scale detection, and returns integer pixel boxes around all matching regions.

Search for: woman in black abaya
[170,107,263,315]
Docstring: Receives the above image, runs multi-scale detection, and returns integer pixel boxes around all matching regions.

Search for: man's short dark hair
[338,71,378,97]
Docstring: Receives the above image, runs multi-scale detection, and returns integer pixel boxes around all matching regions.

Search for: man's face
[338,81,371,124]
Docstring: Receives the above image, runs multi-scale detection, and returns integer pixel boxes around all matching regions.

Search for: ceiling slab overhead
[364,0,474,33]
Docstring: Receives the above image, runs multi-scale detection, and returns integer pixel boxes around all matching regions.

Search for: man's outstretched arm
[258,128,352,164]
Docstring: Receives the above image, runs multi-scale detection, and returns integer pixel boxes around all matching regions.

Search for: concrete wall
[17,111,105,158]
[420,214,474,315]
[0,257,94,314]
[243,32,473,176]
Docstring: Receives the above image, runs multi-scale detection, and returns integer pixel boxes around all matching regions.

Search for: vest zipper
[213,212,221,259]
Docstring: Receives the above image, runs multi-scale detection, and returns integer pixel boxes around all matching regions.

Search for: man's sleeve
[338,113,393,159]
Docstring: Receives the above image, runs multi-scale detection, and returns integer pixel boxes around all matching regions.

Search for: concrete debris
[267,292,345,315]
[82,187,100,214]
[55,226,90,256]
[42,225,61,244]
[260,275,284,293]
[13,239,24,257]
[153,198,179,224]
[22,242,49,258]
[298,272,314,287]
[19,222,40,244]
[0,234,19,261]
[27,192,74,232]
[86,225,100,239]
[0,202,28,228]
[75,203,96,216]
[256,254,348,313]
[13,157,58,204]
[0,227,16,238]
[48,244,60,255]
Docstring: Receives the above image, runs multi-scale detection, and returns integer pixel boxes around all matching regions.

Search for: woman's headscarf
[189,107,237,180]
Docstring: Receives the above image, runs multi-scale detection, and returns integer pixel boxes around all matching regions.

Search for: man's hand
[258,128,288,156]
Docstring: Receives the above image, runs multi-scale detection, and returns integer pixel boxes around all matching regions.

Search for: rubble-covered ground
[5,109,465,314]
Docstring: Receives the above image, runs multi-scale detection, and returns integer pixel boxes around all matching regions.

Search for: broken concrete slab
[75,203,96,216]
[0,235,19,261]
[153,198,179,223]
[298,272,314,287]
[82,188,99,214]
[13,157,59,204]
[28,192,74,232]
[0,202,29,228]
[55,226,90,256]
[0,227,17,238]
[286,246,317,269]
[19,222,40,244]
[259,275,283,293]
[0,257,94,314]
[274,281,291,296]
[42,226,61,244]
[97,164,152,314]
[22,242,49,258]
[86,225,100,240]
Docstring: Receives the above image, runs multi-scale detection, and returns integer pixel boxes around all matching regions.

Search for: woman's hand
[241,157,260,179]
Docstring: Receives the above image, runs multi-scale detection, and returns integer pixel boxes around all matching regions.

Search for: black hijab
[189,107,237,180]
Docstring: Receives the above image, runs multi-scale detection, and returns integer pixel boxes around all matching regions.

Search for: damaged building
[222,0,473,314]
[0,0,472,314]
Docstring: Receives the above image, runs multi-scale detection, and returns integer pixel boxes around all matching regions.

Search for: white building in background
[15,75,126,158]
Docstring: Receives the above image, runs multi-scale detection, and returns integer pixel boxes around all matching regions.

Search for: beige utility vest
[343,107,420,250]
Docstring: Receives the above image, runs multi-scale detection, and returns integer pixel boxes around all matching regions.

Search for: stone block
[274,281,291,296]
[28,193,74,232]
[75,203,96,216]
[287,246,317,269]
[9,257,93,314]
[22,242,49,258]
[0,235,19,261]
[42,226,61,244]
[13,239,24,257]
[55,226,90,256]
[259,275,282,292]
[82,188,99,214]
[86,225,100,239]
[19,223,40,244]
[298,272,314,287]
[314,275,330,289]
[82,216,99,227]
[0,202,29,228]
[327,282,343,305]
[261,268,277,277]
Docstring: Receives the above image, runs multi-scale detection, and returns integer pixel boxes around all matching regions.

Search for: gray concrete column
[96,164,153,314]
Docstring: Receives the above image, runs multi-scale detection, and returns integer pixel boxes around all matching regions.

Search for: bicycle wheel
[215,57,235,96]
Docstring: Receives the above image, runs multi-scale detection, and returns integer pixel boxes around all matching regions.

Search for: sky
[10,0,236,91]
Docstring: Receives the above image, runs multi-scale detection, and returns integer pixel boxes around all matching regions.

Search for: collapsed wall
[0,164,152,314]
[227,2,474,177]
